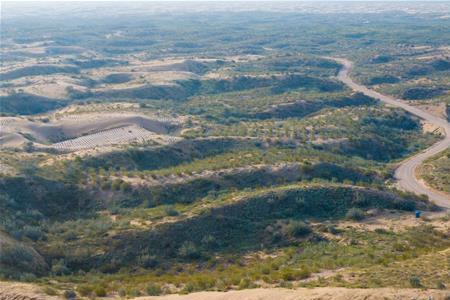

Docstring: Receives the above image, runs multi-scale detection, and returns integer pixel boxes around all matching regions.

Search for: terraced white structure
[51,125,180,151]
[0,112,183,150]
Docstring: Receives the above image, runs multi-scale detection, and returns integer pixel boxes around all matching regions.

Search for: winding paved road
[330,57,450,208]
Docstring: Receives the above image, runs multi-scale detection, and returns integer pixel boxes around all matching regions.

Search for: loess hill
[1,2,450,299]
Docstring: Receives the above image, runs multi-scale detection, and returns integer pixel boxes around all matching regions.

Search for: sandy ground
[416,103,447,120]
[0,282,60,300]
[137,288,450,300]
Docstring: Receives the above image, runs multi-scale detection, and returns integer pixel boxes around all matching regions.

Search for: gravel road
[331,57,450,208]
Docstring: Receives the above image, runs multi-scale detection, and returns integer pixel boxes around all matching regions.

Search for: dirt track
[331,57,450,208]
[137,287,449,300]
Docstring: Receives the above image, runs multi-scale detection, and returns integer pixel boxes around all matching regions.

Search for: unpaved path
[331,57,450,208]
[137,287,449,300]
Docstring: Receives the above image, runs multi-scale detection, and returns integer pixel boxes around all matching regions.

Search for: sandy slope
[331,57,450,208]
[0,282,59,300]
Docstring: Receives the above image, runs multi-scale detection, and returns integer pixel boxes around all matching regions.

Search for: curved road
[330,57,450,208]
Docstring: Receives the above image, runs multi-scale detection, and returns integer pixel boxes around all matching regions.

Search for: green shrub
[94,286,107,297]
[281,269,295,281]
[43,286,58,296]
[297,268,311,280]
[178,241,201,259]
[19,273,36,282]
[77,285,93,296]
[146,283,162,296]
[51,259,70,275]
[127,288,141,297]
[280,267,310,281]
[138,254,159,268]
[118,288,126,297]
[327,225,342,234]
[63,290,76,299]
[201,234,217,249]
[279,280,293,288]
[261,266,271,275]
[437,281,446,290]
[345,208,365,221]
[112,179,123,191]
[409,276,422,288]
[22,225,45,241]
[286,221,312,237]
[181,282,194,294]
[120,181,132,192]
[238,278,251,289]
[164,205,179,216]
[101,181,111,190]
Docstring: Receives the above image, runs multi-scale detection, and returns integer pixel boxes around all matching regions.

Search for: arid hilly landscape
[1,2,449,299]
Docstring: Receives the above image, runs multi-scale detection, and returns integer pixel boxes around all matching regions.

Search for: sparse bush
[346,208,365,221]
